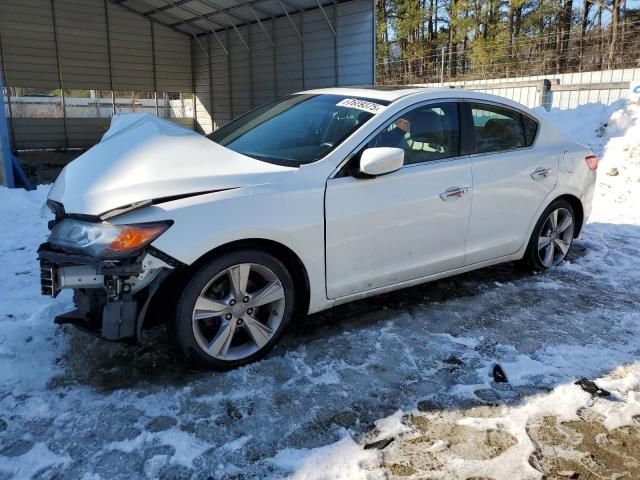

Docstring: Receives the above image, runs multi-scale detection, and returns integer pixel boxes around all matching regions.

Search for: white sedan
[39,87,597,368]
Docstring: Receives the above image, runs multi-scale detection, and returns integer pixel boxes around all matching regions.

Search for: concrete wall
[415,68,640,110]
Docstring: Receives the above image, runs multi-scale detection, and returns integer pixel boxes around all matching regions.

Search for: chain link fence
[376,20,640,86]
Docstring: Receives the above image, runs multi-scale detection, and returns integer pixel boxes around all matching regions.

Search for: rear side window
[470,103,526,153]
[522,115,539,146]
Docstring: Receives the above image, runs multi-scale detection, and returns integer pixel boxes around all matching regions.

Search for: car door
[324,101,473,299]
[463,102,558,265]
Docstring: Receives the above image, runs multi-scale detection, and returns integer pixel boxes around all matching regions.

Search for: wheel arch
[142,238,311,334]
[555,193,585,237]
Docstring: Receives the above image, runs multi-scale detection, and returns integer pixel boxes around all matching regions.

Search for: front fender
[110,185,328,314]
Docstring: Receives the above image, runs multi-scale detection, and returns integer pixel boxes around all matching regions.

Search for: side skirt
[329,253,522,308]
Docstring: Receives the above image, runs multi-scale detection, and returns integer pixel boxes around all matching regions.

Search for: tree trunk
[508,1,515,58]
[447,0,458,78]
[579,0,591,69]
[556,0,573,72]
[597,0,603,69]
[428,0,434,41]
[608,0,620,69]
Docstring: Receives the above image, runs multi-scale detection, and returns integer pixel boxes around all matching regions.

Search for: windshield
[207,94,390,166]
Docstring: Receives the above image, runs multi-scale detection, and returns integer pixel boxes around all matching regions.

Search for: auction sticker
[336,98,386,114]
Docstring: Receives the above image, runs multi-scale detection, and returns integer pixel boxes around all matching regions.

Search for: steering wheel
[318,142,334,151]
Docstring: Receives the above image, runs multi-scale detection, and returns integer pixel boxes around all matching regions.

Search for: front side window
[367,102,460,165]
[471,103,529,153]
[207,94,389,166]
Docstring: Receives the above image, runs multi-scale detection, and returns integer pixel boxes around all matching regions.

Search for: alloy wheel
[191,263,286,361]
[537,207,574,268]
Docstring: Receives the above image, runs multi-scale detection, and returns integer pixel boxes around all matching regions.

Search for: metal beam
[148,0,228,29]
[191,1,251,51]
[167,0,274,29]
[315,0,336,37]
[210,28,229,55]
[109,0,196,36]
[196,0,254,25]
[161,0,228,54]
[249,5,274,47]
[50,0,69,150]
[142,0,193,15]
[277,0,302,41]
[231,23,250,51]
[104,0,116,115]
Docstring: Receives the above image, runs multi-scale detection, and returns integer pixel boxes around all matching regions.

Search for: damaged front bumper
[38,243,179,341]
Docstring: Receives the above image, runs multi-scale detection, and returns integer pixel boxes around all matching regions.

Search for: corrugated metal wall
[1,0,375,152]
[192,0,375,134]
[0,0,192,150]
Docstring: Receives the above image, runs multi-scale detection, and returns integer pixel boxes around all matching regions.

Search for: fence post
[537,79,553,110]
[440,46,446,84]
[0,68,15,187]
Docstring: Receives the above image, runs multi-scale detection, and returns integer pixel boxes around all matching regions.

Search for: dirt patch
[387,463,417,476]
[381,402,640,480]
[528,409,640,479]
[381,411,518,478]
[410,414,517,461]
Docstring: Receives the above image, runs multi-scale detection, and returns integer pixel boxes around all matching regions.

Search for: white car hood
[48,113,294,216]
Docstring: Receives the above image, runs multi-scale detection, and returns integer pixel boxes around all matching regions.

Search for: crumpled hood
[48,113,294,216]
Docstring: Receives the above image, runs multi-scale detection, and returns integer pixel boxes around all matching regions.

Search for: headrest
[410,110,444,141]
[484,118,517,135]
[356,111,370,124]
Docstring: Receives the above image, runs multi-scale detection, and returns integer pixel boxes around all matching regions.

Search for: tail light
[585,154,598,171]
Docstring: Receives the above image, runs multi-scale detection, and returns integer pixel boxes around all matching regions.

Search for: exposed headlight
[48,219,171,258]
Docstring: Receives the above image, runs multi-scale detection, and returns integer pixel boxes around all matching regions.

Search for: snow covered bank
[0,100,638,480]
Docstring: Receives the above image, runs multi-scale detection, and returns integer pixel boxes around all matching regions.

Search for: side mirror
[359,147,404,177]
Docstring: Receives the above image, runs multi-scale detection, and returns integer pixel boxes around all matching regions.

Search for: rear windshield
[207,94,390,167]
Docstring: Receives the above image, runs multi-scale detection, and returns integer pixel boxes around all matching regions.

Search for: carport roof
[110,0,345,37]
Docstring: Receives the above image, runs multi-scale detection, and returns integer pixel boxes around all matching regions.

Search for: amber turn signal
[108,224,168,253]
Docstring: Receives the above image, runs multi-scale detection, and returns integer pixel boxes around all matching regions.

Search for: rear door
[324,101,473,299]
[463,102,558,265]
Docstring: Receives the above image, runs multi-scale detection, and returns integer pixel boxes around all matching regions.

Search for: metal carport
[0,0,375,186]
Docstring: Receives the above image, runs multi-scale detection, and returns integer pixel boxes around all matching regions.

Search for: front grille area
[40,261,59,297]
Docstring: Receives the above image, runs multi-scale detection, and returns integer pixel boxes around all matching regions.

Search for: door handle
[530,167,552,180]
[440,186,470,201]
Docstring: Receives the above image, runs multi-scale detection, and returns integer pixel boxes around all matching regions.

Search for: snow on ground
[0,99,639,480]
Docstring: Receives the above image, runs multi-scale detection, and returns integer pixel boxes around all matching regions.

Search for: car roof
[299,86,438,102]
[298,86,537,115]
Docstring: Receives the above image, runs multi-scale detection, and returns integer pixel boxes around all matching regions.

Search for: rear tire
[522,199,575,271]
[175,249,295,369]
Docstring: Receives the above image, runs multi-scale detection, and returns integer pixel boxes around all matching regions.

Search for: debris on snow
[574,377,611,398]
[363,437,394,450]
[492,364,509,383]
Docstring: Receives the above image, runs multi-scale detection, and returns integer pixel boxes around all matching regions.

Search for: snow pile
[0,186,71,390]
[270,434,380,480]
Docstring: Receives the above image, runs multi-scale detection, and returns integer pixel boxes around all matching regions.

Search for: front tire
[522,199,575,271]
[175,249,295,369]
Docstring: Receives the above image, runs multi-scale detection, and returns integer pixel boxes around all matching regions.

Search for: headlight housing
[48,219,171,258]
